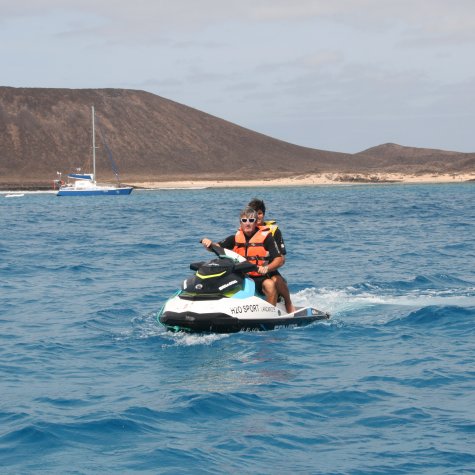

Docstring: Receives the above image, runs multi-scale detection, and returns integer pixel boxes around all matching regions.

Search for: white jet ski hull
[159,293,329,333]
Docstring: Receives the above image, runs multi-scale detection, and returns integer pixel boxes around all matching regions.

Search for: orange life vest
[233,226,270,277]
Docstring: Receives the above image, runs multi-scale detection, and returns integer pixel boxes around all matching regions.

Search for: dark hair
[248,198,266,215]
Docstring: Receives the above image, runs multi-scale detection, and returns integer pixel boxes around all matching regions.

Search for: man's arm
[273,228,286,264]
[201,235,235,250]
[218,236,235,250]
[257,234,283,274]
[263,255,284,273]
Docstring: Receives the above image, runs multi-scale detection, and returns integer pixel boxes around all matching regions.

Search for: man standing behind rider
[248,198,296,313]
[201,207,284,306]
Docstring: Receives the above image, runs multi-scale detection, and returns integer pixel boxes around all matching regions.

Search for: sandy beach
[129,172,475,189]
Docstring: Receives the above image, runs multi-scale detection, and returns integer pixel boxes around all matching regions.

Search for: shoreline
[128,172,475,189]
[1,172,474,193]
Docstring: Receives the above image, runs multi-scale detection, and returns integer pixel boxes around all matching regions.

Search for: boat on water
[157,244,330,333]
[56,106,133,196]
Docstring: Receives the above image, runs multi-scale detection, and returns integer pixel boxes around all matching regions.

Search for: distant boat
[5,193,25,198]
[56,106,133,196]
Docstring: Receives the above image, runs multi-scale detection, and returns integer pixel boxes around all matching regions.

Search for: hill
[0,87,473,188]
[356,143,475,174]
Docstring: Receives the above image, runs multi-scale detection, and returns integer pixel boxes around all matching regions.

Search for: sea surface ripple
[1,183,474,474]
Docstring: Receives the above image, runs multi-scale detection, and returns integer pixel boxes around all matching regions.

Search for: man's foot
[286,303,296,314]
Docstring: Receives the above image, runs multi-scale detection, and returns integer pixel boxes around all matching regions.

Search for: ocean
[1,183,474,474]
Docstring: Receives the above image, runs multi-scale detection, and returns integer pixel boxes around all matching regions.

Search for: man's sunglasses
[240,218,256,223]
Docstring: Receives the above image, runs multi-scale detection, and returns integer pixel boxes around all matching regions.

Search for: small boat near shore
[55,106,133,197]
[57,176,133,196]
[4,193,25,198]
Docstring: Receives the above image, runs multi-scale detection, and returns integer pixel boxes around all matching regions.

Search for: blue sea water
[1,183,475,474]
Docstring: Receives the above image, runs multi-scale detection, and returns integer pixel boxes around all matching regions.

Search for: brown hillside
[356,143,475,174]
[0,87,473,188]
[0,87,354,187]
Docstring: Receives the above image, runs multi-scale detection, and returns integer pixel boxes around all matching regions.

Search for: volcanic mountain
[0,86,473,188]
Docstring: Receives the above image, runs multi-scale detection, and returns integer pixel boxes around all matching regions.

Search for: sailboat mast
[92,105,96,181]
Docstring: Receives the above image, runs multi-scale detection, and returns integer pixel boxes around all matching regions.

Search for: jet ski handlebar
[234,261,258,273]
[199,240,258,273]
[209,242,226,257]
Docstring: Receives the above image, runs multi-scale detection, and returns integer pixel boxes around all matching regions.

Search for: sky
[1,0,475,153]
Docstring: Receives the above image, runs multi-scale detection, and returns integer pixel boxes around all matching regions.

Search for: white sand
[128,172,475,189]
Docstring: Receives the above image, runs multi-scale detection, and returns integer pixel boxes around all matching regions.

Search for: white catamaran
[56,106,133,196]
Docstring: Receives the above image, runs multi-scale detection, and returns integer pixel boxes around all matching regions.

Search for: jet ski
[157,243,330,333]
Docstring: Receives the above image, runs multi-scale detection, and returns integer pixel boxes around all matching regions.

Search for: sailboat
[56,106,133,196]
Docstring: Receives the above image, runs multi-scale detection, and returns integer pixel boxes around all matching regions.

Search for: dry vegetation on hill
[0,87,473,189]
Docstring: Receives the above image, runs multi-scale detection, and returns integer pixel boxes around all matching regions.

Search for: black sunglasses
[240,218,256,223]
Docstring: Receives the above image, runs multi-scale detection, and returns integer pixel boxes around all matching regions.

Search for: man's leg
[272,274,296,313]
[261,278,278,306]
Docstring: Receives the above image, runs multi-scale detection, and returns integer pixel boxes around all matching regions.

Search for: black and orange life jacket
[233,226,270,277]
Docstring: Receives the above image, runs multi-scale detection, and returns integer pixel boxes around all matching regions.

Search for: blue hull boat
[57,186,133,196]
[55,106,133,197]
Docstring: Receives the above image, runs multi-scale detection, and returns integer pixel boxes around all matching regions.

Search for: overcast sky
[2,0,474,153]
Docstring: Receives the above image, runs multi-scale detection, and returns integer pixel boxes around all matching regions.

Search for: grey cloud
[3,1,475,42]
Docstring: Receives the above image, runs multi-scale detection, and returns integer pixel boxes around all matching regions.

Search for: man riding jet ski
[247,197,295,313]
[157,208,330,333]
[201,207,283,307]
